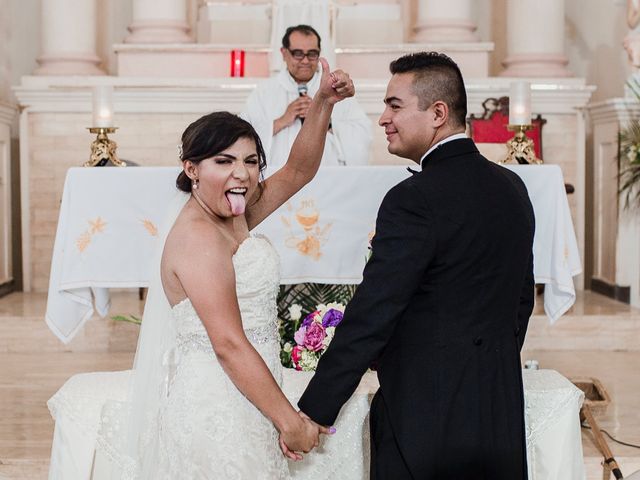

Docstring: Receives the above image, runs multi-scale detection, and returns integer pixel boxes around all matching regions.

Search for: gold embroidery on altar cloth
[141,219,158,236]
[76,217,107,253]
[281,199,332,261]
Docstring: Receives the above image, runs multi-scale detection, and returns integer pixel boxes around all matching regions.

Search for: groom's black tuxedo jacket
[299,138,535,479]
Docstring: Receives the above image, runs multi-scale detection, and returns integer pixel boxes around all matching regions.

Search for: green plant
[619,77,640,208]
[277,283,356,320]
[111,314,142,325]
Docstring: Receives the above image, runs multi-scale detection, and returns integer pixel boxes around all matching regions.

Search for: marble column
[412,0,478,43]
[0,0,10,100]
[500,0,572,77]
[125,0,191,44]
[34,0,104,75]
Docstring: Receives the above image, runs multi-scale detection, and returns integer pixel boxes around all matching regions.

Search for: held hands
[317,58,355,105]
[278,411,334,461]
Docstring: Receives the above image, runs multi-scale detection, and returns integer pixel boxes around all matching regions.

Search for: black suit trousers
[370,391,413,480]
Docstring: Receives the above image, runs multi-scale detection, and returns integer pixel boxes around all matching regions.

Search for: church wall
[0,0,11,104]
[565,0,628,103]
[7,0,628,292]
[25,111,194,292]
[96,0,134,76]
[4,1,633,101]
[7,0,40,106]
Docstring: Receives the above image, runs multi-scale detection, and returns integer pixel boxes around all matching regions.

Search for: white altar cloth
[47,369,585,480]
[45,165,580,343]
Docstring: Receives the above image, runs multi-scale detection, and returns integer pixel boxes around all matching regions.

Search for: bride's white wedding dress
[47,195,374,480]
[156,235,289,479]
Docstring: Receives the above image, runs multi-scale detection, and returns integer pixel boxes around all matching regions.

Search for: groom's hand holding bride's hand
[278,411,334,461]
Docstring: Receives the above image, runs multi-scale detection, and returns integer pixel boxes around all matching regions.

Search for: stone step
[522,291,640,352]
[114,42,493,79]
[0,459,49,480]
[0,314,139,353]
[584,456,640,480]
[0,292,141,353]
[523,313,640,351]
[3,455,638,480]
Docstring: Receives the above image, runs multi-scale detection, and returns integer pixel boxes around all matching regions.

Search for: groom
[299,52,535,479]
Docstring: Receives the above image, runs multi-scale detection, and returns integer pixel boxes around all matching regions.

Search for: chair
[467,96,574,194]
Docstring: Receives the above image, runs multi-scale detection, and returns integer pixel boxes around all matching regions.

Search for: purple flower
[294,326,307,346]
[303,323,326,352]
[322,309,343,328]
[301,310,320,328]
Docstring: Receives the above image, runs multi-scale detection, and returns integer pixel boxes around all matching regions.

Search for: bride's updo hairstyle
[176,111,267,194]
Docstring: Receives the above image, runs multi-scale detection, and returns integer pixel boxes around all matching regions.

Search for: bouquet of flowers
[280,302,345,371]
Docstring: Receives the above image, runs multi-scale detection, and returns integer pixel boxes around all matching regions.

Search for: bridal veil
[96,191,189,479]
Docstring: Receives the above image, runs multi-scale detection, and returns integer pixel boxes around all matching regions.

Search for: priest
[241,24,372,173]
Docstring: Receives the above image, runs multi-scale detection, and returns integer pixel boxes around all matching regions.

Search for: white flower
[289,304,302,321]
[299,350,319,371]
[322,326,336,348]
[283,342,293,353]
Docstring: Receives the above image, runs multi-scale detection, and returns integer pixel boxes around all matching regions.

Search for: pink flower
[294,326,307,346]
[302,310,321,328]
[291,345,303,371]
[303,322,326,352]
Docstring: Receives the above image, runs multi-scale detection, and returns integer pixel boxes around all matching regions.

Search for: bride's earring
[192,177,199,190]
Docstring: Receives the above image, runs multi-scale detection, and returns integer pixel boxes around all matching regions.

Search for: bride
[106,58,355,479]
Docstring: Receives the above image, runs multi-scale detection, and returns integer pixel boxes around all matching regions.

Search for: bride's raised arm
[245,58,355,230]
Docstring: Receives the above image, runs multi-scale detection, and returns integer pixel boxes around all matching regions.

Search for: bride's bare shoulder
[161,210,235,302]
[165,212,232,262]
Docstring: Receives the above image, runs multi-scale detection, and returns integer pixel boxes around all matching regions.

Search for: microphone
[298,84,308,124]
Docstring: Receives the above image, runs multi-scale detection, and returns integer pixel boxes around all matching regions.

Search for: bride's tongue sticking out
[226,191,246,216]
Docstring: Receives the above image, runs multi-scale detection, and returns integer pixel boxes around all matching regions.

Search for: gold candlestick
[502,125,542,165]
[84,127,126,167]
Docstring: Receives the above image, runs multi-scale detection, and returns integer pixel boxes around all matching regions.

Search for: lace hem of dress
[95,401,139,480]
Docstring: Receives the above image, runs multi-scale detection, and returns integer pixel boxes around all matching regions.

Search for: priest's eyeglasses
[287,49,320,61]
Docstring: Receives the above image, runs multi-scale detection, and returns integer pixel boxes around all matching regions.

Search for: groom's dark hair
[176,112,267,196]
[390,52,467,128]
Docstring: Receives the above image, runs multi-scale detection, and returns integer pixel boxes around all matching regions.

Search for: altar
[45,164,581,344]
[47,368,586,480]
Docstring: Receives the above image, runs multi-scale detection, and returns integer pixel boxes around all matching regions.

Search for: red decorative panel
[467,97,546,159]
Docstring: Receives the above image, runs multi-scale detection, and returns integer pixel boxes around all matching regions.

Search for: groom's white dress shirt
[420,132,468,168]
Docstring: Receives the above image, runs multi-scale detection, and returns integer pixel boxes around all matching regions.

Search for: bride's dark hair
[176,112,267,196]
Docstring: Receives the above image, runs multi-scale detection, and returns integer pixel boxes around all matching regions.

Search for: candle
[230,49,245,77]
[92,85,114,128]
[509,81,531,126]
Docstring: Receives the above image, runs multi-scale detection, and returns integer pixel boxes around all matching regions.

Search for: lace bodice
[173,235,281,356]
[157,234,288,479]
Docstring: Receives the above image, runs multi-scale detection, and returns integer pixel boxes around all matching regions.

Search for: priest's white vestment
[241,69,372,173]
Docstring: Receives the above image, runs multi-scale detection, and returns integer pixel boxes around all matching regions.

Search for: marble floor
[1,290,639,479]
